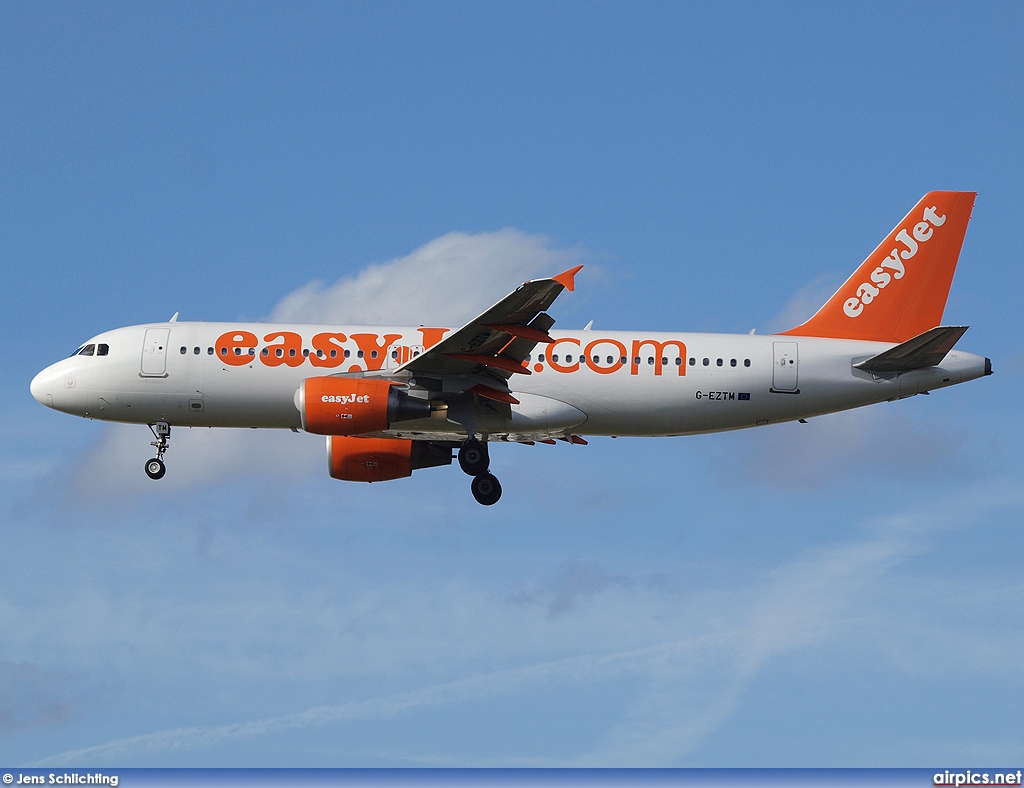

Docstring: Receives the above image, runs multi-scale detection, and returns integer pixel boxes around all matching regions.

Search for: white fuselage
[30,321,989,441]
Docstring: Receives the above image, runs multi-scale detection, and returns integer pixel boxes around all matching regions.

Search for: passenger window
[744,359,751,367]
[647,357,654,365]
[633,356,641,365]
[316,349,324,357]
[330,349,337,358]
[261,348,269,357]
[276,348,283,357]
[661,357,667,365]
[220,348,228,356]
[702,358,709,366]
[689,358,695,366]
[552,355,559,363]
[303,349,309,357]
[289,349,297,357]
[357,350,364,358]
[620,356,627,364]
[566,355,574,363]
[193,347,200,355]
[526,354,531,362]
[605,356,613,364]
[675,357,682,366]
[370,350,378,359]
[730,358,737,367]
[538,354,545,362]
[179,346,187,354]
[97,344,109,356]
[248,348,255,356]
[208,347,214,355]
[717,358,723,366]
[391,350,398,359]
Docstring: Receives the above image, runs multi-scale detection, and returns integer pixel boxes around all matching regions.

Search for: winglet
[552,265,584,292]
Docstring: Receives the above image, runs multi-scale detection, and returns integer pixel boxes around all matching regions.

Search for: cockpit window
[97,344,109,356]
[78,344,96,356]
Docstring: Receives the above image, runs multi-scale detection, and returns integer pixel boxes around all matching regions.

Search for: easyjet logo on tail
[843,205,946,318]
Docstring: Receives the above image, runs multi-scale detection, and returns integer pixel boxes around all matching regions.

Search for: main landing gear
[459,437,501,506]
[145,422,170,480]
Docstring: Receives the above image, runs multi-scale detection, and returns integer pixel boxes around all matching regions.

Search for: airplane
[30,191,991,505]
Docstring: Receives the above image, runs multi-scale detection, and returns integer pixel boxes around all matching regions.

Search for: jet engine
[327,435,452,482]
[297,377,431,435]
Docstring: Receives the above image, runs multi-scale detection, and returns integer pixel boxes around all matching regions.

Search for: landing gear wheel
[458,438,490,476]
[145,458,166,480]
[471,472,502,506]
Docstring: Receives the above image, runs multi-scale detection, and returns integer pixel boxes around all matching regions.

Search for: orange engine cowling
[297,377,432,436]
[327,436,453,482]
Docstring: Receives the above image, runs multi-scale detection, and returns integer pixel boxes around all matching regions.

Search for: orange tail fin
[780,191,976,343]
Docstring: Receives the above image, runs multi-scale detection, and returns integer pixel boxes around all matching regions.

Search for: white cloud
[766,273,844,334]
[67,425,323,502]
[269,229,580,326]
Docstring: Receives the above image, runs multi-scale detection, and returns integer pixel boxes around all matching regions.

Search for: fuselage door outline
[141,328,171,378]
[771,341,799,393]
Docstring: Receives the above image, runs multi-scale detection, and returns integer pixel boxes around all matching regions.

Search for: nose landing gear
[145,422,170,480]
[459,437,501,505]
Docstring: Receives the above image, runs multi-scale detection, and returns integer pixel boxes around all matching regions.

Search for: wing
[395,265,583,402]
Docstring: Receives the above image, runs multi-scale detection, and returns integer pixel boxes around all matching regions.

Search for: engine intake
[327,436,452,482]
[297,377,432,435]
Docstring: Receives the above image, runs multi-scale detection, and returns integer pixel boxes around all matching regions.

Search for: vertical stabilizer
[780,191,976,343]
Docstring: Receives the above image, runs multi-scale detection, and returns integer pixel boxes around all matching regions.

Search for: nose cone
[30,367,55,407]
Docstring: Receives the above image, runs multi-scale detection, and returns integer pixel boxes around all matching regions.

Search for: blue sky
[2,1,1024,767]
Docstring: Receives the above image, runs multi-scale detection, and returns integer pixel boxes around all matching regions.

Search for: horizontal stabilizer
[853,326,968,373]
